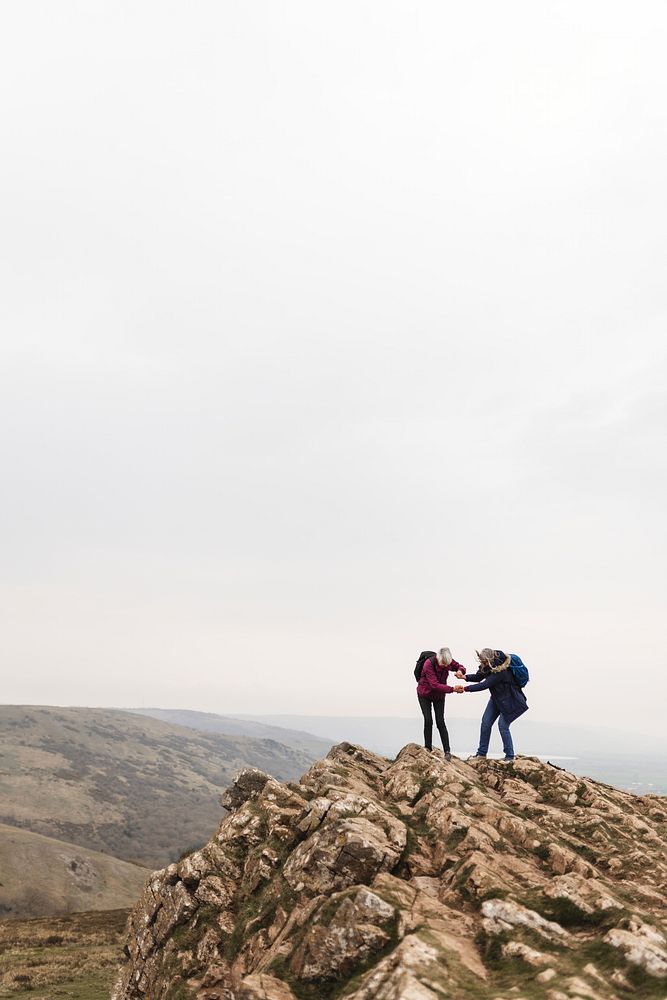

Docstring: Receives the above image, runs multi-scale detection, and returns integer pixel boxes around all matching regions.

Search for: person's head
[436,647,453,668]
[476,648,495,672]
[476,648,509,673]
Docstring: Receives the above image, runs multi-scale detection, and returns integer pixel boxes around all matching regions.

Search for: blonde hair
[475,648,510,673]
[475,648,494,667]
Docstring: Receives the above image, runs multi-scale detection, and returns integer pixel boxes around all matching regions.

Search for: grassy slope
[0,706,315,868]
[0,823,149,920]
[0,908,127,999]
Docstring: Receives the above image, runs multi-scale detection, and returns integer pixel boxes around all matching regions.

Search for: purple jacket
[417,657,464,701]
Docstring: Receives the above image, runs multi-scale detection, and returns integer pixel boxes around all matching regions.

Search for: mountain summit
[112,743,667,999]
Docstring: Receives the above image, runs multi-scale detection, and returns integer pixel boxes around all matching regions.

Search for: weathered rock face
[113,743,667,1000]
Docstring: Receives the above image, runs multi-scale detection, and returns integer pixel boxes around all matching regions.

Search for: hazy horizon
[5,701,667,756]
[2,3,666,734]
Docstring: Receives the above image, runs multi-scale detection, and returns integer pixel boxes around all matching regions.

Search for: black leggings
[418,696,450,752]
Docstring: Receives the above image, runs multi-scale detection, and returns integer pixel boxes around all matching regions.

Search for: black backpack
[414,650,436,681]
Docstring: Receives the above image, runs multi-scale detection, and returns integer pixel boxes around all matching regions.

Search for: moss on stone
[164,979,192,1000]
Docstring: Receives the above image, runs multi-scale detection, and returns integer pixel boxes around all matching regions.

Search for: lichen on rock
[112,742,667,999]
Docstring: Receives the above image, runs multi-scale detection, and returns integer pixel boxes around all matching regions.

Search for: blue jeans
[476,699,514,759]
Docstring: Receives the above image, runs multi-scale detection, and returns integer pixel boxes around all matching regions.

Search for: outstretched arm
[464,673,500,693]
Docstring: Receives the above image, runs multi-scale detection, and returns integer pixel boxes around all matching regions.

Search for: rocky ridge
[113,743,667,1000]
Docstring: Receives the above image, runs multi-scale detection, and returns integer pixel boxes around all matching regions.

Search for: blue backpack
[509,653,529,688]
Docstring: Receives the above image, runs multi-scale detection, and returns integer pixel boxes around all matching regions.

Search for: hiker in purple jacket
[416,647,466,760]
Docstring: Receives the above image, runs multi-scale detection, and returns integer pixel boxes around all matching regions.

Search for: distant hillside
[0,706,315,868]
[0,824,149,920]
[126,708,333,758]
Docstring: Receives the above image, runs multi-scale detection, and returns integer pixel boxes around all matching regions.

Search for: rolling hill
[0,706,316,869]
[126,707,333,758]
[0,824,149,919]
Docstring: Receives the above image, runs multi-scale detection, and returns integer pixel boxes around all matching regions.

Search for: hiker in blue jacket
[454,648,529,761]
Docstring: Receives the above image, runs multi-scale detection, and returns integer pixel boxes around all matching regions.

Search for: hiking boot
[444,752,452,761]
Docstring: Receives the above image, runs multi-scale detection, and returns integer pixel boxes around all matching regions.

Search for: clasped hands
[453,669,466,694]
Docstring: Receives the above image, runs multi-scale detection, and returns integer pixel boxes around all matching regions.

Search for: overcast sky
[1,2,666,737]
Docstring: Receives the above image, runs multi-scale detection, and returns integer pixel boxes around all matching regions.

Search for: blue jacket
[464,666,529,724]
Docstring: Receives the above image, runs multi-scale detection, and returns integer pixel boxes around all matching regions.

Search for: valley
[0,706,315,869]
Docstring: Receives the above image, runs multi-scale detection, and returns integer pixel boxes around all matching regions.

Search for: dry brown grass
[0,908,128,999]
[0,824,149,920]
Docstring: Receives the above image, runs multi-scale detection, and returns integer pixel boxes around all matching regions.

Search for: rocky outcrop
[113,743,667,1000]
